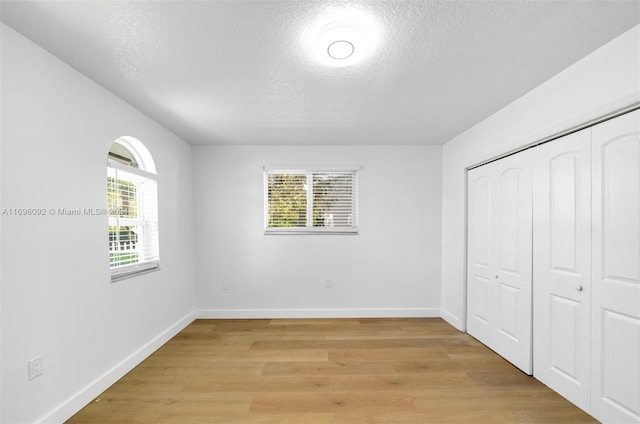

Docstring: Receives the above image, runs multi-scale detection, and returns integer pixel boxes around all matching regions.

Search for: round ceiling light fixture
[302,7,382,68]
[327,40,354,60]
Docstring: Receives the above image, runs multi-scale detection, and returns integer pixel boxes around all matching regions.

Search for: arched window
[107,137,159,281]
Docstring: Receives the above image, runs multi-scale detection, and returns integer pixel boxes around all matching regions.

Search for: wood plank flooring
[67,318,597,423]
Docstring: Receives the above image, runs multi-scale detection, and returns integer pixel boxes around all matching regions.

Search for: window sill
[111,263,160,282]
[264,228,358,235]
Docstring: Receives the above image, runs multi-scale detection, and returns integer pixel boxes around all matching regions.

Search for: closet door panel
[467,168,495,346]
[533,129,592,412]
[493,159,533,374]
[467,151,532,374]
[591,109,640,424]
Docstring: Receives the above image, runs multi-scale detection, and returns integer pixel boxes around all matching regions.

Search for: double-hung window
[107,138,159,281]
[264,167,358,234]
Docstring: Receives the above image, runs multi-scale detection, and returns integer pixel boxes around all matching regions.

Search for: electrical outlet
[28,356,44,380]
[325,279,332,288]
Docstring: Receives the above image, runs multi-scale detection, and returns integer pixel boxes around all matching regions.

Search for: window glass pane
[108,143,139,168]
[313,173,354,228]
[108,173,141,269]
[107,176,138,218]
[267,174,307,227]
[108,225,139,267]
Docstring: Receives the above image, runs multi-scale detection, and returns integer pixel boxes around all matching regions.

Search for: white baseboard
[440,308,464,331]
[38,310,196,424]
[196,308,440,319]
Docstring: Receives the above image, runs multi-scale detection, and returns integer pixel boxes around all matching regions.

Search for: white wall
[0,24,196,423]
[193,145,442,318]
[440,25,640,330]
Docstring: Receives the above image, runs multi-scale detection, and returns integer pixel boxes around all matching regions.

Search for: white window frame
[263,166,359,235]
[107,138,160,282]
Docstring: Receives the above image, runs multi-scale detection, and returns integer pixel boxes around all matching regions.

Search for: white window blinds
[264,169,358,234]
[107,160,159,280]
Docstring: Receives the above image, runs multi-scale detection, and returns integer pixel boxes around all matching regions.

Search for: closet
[466,109,639,423]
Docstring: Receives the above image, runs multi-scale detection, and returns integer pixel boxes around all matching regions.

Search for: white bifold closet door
[533,129,593,412]
[467,109,638,422]
[467,150,533,374]
[532,110,640,422]
[590,110,640,424]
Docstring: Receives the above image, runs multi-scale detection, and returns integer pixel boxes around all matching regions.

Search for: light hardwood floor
[67,318,597,423]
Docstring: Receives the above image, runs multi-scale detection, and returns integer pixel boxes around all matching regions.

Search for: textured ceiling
[1,1,639,145]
